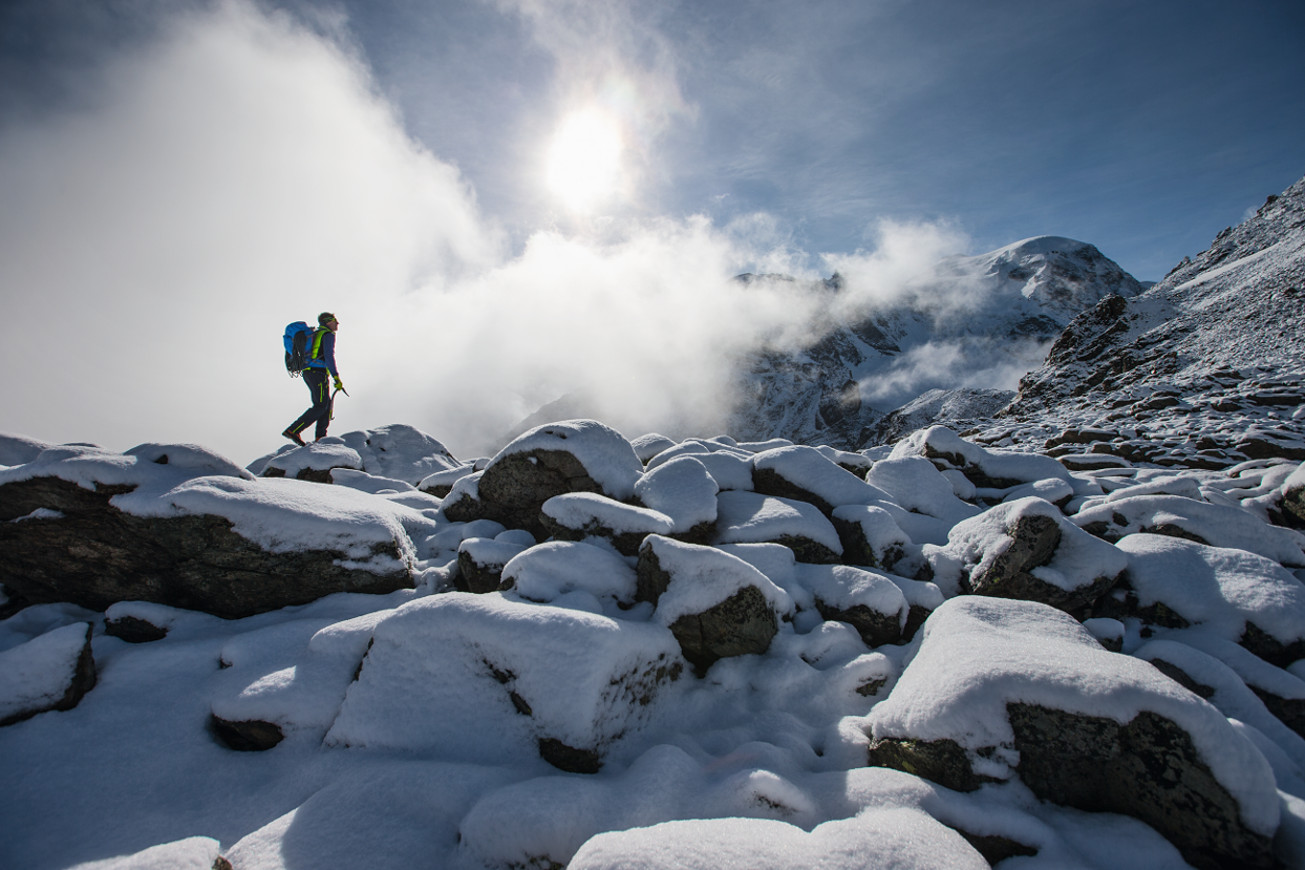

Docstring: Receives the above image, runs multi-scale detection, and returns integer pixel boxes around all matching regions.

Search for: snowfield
[3,416,1305,870]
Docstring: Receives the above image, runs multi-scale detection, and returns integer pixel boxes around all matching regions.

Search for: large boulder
[0,444,431,619]
[925,496,1126,613]
[714,491,843,564]
[803,564,909,648]
[1108,534,1305,667]
[475,420,644,537]
[750,445,886,516]
[637,535,792,674]
[325,594,685,773]
[541,492,675,556]
[632,455,719,543]
[890,426,1073,491]
[865,597,1280,870]
[0,622,96,727]
[1073,493,1305,567]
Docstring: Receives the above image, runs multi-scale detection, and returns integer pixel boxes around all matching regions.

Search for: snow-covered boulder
[209,610,389,751]
[541,492,675,556]
[865,596,1280,870]
[891,426,1072,490]
[632,455,719,543]
[750,445,887,515]
[714,490,843,563]
[475,420,644,537]
[457,536,532,594]
[417,462,476,497]
[259,440,364,482]
[1280,462,1305,528]
[1073,493,1305,567]
[1110,534,1305,666]
[829,504,912,573]
[68,835,229,870]
[925,496,1127,612]
[0,621,96,727]
[630,432,677,463]
[567,809,988,870]
[326,593,685,773]
[803,564,909,647]
[863,455,980,526]
[0,445,431,618]
[501,540,638,610]
[637,535,793,673]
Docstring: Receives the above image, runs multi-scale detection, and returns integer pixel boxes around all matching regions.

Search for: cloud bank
[0,1,973,464]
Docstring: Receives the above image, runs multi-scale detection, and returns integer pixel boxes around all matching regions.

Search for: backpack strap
[310,327,328,360]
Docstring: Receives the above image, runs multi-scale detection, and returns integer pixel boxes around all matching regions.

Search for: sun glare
[545,109,623,213]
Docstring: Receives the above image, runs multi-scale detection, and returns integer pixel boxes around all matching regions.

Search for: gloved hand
[333,377,345,392]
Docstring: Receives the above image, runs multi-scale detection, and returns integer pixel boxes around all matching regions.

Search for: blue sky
[5,0,1303,280]
[0,0,1302,460]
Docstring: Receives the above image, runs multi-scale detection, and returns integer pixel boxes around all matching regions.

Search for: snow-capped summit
[963,235,1149,320]
[728,236,1146,449]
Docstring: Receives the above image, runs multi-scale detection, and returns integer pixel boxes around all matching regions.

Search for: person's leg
[285,369,329,441]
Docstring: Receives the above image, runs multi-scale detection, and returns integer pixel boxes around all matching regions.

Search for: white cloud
[0,1,496,460]
[0,0,988,464]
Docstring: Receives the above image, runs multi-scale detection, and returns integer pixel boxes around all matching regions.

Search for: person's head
[318,312,339,332]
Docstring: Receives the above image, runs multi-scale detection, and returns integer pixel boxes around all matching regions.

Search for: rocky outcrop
[865,597,1280,870]
[0,476,415,619]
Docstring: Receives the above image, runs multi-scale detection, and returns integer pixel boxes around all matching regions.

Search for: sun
[545,109,624,213]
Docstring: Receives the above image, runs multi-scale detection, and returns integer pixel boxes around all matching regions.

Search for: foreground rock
[0,444,433,619]
[637,535,792,673]
[0,622,96,727]
[865,597,1280,870]
[473,420,644,538]
[326,594,685,773]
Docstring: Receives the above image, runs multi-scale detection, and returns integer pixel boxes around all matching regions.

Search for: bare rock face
[0,476,414,619]
[1007,703,1275,870]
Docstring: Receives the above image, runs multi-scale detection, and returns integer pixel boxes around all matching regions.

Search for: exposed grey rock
[637,535,785,674]
[1007,702,1275,870]
[457,537,529,594]
[210,714,285,751]
[540,493,674,557]
[475,421,643,539]
[104,613,169,643]
[0,476,414,619]
[665,585,778,675]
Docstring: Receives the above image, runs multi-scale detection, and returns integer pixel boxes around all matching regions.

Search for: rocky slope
[976,174,1305,471]
[729,237,1146,449]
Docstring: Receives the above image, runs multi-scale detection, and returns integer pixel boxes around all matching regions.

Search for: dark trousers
[287,368,332,440]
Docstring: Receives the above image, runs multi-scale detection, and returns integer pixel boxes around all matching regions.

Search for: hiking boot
[282,428,306,446]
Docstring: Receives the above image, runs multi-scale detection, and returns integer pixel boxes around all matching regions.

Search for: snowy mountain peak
[729,237,1145,450]
[949,235,1146,321]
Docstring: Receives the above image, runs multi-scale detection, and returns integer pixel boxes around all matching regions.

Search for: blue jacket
[306,329,339,378]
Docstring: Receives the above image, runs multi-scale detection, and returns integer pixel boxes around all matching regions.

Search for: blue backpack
[283,321,316,377]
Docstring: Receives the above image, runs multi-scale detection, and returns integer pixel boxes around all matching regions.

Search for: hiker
[283,312,345,445]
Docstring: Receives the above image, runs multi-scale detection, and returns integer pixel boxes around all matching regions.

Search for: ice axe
[329,386,349,420]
